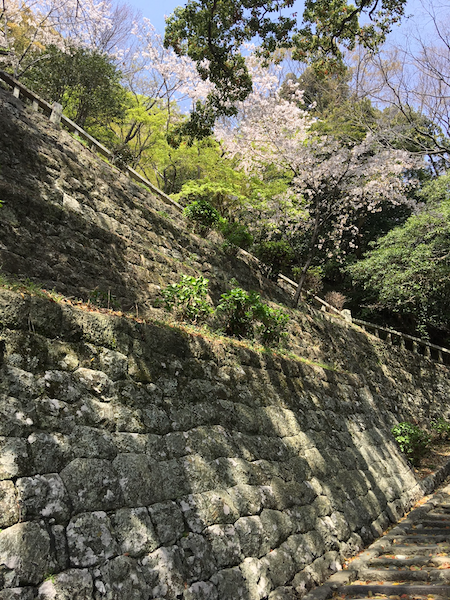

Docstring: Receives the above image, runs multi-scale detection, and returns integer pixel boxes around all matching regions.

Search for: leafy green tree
[164,0,407,136]
[25,45,127,129]
[348,176,450,337]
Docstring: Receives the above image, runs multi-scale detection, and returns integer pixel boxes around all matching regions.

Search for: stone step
[377,544,450,556]
[418,518,450,526]
[368,557,433,567]
[336,583,450,597]
[369,556,450,568]
[404,528,450,536]
[391,535,450,544]
[357,568,450,582]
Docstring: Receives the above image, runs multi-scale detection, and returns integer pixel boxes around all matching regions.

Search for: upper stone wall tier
[1,289,450,599]
[0,86,288,315]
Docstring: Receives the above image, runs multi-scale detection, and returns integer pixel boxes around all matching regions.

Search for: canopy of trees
[1,0,449,342]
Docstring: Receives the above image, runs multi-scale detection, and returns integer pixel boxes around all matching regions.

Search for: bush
[216,287,259,338]
[253,240,295,280]
[392,421,431,465]
[431,418,450,440]
[161,275,213,323]
[324,291,347,311]
[219,220,253,250]
[253,303,290,345]
[216,285,289,344]
[183,199,220,235]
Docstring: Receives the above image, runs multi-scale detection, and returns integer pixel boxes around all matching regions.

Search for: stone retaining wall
[0,85,286,315]
[1,290,450,600]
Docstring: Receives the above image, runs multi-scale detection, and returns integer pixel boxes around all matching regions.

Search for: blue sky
[131,0,305,35]
[130,0,425,39]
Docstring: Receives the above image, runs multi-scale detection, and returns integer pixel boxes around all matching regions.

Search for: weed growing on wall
[88,289,120,310]
[162,275,213,323]
[431,418,450,440]
[217,283,289,345]
[183,199,220,235]
[160,277,289,345]
[392,422,431,465]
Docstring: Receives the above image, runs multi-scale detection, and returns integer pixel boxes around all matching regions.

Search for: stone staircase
[306,483,450,600]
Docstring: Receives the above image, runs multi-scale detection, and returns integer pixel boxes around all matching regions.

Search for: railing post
[424,345,431,359]
[50,102,63,125]
[400,337,406,350]
[374,328,380,338]
[386,333,392,344]
[13,86,20,98]
[412,341,418,353]
[438,350,443,364]
[32,100,39,111]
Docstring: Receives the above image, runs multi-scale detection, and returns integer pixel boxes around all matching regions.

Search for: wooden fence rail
[1,69,449,366]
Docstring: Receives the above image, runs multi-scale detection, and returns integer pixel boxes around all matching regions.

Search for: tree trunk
[292,213,321,307]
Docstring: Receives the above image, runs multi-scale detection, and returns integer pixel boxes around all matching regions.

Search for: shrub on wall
[217,284,289,344]
[183,199,220,235]
[161,275,213,323]
[392,421,431,465]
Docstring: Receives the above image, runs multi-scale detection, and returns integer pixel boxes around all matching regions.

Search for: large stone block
[0,481,19,528]
[27,432,73,474]
[180,491,239,533]
[37,568,93,599]
[0,437,30,480]
[111,507,159,557]
[0,396,35,438]
[95,555,150,599]
[66,511,118,567]
[235,516,268,558]
[148,501,185,546]
[112,453,162,506]
[0,588,37,600]
[0,522,51,587]
[16,473,70,524]
[140,546,188,599]
[179,533,217,581]
[240,557,272,600]
[210,567,248,600]
[73,367,114,398]
[60,458,123,513]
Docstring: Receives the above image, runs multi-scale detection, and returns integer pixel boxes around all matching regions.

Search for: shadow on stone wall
[1,289,448,599]
[0,87,290,318]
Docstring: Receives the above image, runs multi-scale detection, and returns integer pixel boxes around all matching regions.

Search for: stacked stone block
[1,291,449,599]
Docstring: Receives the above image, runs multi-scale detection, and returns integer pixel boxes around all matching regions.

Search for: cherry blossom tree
[110,18,213,165]
[216,60,421,305]
[0,0,136,77]
[163,0,409,136]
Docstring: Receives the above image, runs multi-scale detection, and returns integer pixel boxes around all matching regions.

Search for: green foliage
[253,240,295,280]
[392,422,431,465]
[111,144,135,170]
[164,0,407,137]
[292,266,324,295]
[183,199,220,235]
[25,45,127,129]
[162,275,213,323]
[217,284,289,344]
[175,179,248,217]
[253,303,290,345]
[348,192,450,336]
[219,220,253,250]
[431,418,450,440]
[217,287,259,339]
